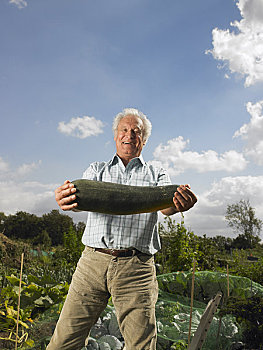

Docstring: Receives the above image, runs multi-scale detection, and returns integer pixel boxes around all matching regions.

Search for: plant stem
[188,259,196,346]
[15,252,24,350]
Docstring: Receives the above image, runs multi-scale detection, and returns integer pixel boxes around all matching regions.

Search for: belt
[95,248,137,257]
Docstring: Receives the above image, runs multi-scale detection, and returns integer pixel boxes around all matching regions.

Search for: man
[49,108,197,350]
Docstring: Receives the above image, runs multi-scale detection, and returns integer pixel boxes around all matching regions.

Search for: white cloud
[58,116,104,139]
[234,100,263,165]
[0,178,88,223]
[9,0,27,9]
[206,0,263,87]
[0,180,57,216]
[151,136,247,176]
[17,160,42,176]
[183,175,263,238]
[0,157,41,180]
[0,158,53,215]
[0,157,10,174]
[0,157,87,221]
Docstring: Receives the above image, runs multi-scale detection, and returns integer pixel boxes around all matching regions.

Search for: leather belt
[95,248,137,257]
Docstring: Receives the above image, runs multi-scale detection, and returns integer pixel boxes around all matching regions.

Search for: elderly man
[48,108,197,350]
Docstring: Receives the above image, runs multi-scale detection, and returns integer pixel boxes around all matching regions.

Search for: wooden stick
[227,264,229,297]
[188,260,196,346]
[15,252,24,350]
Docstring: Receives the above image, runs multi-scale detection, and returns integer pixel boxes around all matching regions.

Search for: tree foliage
[156,217,218,273]
[42,210,75,246]
[60,225,84,265]
[3,211,42,240]
[225,199,262,249]
[1,209,86,247]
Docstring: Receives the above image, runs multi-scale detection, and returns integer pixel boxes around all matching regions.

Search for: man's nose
[126,129,136,138]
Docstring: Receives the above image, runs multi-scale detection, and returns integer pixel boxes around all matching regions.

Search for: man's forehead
[119,115,143,127]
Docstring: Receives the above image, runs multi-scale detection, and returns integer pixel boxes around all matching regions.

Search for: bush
[156,217,218,273]
[220,294,263,349]
[228,249,263,285]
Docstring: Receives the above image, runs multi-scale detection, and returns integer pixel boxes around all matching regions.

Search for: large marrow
[72,179,178,215]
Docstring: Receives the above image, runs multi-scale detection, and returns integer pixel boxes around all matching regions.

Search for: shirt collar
[110,154,146,166]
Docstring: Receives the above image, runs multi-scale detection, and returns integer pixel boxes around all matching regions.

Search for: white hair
[112,108,152,143]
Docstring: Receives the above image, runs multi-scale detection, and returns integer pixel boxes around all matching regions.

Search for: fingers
[173,184,197,212]
[55,180,78,211]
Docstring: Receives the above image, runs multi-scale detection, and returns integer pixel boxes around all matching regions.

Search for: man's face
[114,115,145,163]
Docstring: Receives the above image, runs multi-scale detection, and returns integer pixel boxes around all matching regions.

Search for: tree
[156,217,197,272]
[156,217,218,273]
[62,225,84,264]
[32,230,52,248]
[211,235,233,252]
[225,199,262,249]
[4,211,42,240]
[42,210,75,246]
[0,212,6,232]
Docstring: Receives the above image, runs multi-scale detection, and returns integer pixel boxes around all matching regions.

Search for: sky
[1,0,263,239]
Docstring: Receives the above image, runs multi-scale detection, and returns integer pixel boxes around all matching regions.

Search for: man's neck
[117,154,135,167]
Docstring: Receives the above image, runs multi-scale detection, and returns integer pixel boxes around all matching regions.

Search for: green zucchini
[72,179,178,215]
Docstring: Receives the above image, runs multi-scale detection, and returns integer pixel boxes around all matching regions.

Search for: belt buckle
[110,249,118,256]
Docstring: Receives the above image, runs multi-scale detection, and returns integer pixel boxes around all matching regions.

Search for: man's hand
[55,180,78,211]
[172,184,197,212]
[161,184,197,216]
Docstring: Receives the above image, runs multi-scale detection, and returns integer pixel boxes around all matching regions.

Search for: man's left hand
[172,184,197,212]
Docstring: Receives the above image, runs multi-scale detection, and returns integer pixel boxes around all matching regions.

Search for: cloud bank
[0,180,57,216]
[0,157,88,222]
[234,100,263,165]
[151,136,247,176]
[183,175,263,238]
[58,116,104,139]
[0,157,9,174]
[0,157,41,181]
[207,0,263,86]
[0,158,55,216]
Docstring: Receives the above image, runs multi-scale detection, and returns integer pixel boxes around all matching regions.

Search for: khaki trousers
[47,246,158,350]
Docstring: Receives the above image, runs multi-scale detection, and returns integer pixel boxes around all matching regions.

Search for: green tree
[157,217,200,273]
[0,212,6,232]
[63,225,84,264]
[225,199,262,249]
[211,235,233,252]
[42,210,74,246]
[156,217,219,273]
[3,211,42,240]
[32,229,52,248]
[195,234,218,270]
[76,221,86,236]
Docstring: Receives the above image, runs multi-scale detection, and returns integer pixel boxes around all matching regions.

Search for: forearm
[160,206,178,216]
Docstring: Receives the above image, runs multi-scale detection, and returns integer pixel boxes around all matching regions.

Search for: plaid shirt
[81,154,172,255]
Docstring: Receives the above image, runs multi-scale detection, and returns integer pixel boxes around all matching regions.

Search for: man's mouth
[123,142,133,145]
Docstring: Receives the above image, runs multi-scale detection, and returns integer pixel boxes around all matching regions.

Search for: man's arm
[161,184,197,216]
[55,180,78,211]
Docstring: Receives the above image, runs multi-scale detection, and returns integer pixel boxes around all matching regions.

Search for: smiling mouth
[122,142,134,145]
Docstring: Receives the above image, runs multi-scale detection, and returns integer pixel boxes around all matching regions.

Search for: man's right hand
[55,180,78,211]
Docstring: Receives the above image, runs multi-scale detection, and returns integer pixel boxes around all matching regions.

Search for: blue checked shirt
[81,154,172,255]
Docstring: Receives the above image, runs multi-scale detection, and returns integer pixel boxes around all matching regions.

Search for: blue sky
[1,0,263,238]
